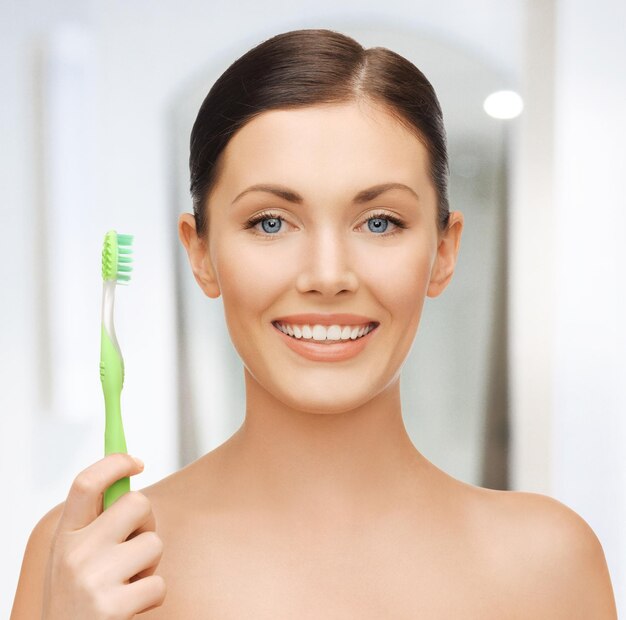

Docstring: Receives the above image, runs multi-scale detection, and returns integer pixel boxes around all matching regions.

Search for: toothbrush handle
[100,324,129,510]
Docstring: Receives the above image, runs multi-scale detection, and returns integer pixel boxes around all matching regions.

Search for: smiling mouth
[271,321,379,344]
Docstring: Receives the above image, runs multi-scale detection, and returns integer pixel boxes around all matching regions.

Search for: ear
[427,211,464,298]
[178,212,221,298]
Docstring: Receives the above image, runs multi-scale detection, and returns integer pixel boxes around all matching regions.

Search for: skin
[10,100,617,618]
[178,100,463,521]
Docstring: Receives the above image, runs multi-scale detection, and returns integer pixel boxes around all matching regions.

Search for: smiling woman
[170,29,616,618]
[11,27,616,620]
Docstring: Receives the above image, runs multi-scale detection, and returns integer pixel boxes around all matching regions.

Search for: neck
[212,368,430,524]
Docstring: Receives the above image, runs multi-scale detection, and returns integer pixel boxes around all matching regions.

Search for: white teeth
[274,322,376,342]
[312,325,326,340]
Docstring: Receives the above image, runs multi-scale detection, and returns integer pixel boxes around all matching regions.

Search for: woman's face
[180,101,462,414]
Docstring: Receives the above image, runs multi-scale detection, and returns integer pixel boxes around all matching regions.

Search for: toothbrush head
[102,230,134,283]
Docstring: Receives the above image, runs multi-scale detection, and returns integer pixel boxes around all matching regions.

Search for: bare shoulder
[473,487,618,619]
[137,450,224,516]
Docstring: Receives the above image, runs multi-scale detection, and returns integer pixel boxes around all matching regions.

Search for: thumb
[58,453,145,532]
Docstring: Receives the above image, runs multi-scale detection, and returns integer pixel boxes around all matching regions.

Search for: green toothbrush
[100,230,134,510]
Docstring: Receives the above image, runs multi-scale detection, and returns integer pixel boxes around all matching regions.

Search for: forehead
[217,102,432,198]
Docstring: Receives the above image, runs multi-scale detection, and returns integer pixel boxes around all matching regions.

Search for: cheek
[363,242,433,312]
[215,239,284,321]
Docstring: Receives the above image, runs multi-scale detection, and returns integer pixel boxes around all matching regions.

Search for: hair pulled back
[189,28,450,237]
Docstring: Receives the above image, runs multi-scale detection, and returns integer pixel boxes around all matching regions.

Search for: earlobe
[426,211,464,298]
[178,213,221,298]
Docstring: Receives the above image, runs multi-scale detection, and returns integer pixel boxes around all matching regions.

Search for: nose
[295,226,359,296]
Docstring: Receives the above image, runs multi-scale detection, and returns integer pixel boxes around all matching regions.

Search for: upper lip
[272,313,379,327]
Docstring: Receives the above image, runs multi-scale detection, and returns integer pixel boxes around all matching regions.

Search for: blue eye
[243,210,407,238]
[243,211,286,236]
[259,216,281,234]
[364,212,407,235]
[367,217,391,233]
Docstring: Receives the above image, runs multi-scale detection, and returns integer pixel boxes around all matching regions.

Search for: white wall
[552,0,626,606]
[510,0,625,611]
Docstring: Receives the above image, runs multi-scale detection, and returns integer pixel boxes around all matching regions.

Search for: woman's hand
[41,453,166,619]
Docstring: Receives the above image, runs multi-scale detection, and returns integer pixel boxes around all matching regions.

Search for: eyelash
[243,210,407,238]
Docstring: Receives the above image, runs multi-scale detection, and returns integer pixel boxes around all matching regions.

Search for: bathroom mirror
[169,24,510,490]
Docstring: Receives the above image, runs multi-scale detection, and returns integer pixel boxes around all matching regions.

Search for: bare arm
[10,502,65,619]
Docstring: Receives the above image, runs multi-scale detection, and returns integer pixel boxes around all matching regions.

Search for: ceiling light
[483,90,523,119]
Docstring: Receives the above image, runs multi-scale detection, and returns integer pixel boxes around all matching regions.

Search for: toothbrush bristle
[102,230,134,283]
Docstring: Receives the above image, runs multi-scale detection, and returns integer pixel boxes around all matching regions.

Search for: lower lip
[271,322,379,362]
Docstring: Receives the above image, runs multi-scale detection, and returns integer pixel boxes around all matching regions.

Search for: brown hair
[189,28,450,237]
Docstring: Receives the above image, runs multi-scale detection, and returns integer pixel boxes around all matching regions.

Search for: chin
[274,381,382,415]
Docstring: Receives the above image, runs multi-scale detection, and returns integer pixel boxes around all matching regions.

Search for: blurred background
[2,0,624,615]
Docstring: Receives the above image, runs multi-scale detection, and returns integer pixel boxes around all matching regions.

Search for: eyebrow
[231,182,419,206]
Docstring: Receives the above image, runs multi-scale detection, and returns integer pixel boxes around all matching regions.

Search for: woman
[12,28,617,619]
